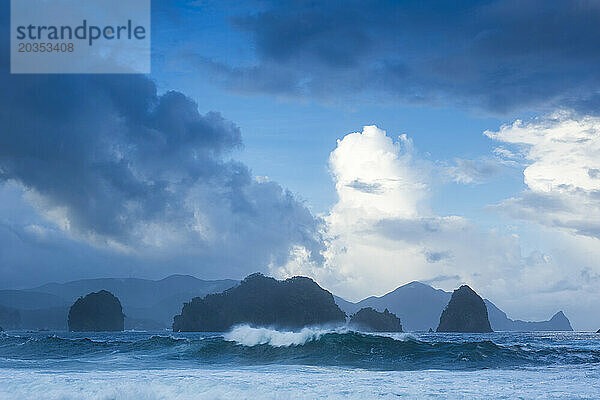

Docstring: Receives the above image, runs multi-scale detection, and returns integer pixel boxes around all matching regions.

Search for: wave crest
[224,325,344,347]
[2,331,600,371]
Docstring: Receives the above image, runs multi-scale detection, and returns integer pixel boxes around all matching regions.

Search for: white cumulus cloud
[278,127,519,301]
[487,111,600,239]
[275,123,600,329]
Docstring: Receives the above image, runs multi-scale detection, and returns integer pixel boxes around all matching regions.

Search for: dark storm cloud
[0,13,324,283]
[0,71,324,276]
[197,0,600,113]
[1,74,243,242]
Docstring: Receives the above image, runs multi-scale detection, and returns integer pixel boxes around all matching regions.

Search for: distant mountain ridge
[0,276,574,332]
[0,290,66,309]
[0,275,238,330]
[334,281,573,332]
[484,300,573,331]
[335,281,452,331]
[31,275,238,308]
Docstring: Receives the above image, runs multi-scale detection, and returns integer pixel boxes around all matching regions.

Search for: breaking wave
[224,325,345,347]
[1,328,599,371]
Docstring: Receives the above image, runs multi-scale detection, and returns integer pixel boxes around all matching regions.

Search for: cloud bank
[273,125,600,329]
[277,127,517,297]
[192,0,600,114]
[488,112,600,239]
[0,73,324,284]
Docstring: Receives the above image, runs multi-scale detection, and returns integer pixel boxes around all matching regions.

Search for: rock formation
[0,275,237,330]
[437,285,492,333]
[334,281,451,332]
[334,281,574,332]
[173,273,346,332]
[68,290,124,332]
[349,307,403,332]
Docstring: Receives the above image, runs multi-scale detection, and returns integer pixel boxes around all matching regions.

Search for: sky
[2,0,600,329]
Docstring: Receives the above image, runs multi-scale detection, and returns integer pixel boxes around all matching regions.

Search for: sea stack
[173,273,346,332]
[437,285,492,333]
[349,308,403,332]
[68,290,124,332]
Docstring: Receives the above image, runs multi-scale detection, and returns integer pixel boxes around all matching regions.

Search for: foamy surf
[1,330,600,371]
[223,325,417,347]
[1,365,598,400]
[223,325,347,347]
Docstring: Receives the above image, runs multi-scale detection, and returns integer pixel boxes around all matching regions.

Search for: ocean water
[1,326,599,399]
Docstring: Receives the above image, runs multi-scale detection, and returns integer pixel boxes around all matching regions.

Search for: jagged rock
[173,273,346,332]
[596,328,600,333]
[68,290,124,332]
[349,307,403,332]
[437,285,492,333]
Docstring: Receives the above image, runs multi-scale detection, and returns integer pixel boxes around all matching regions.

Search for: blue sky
[2,0,600,329]
[150,0,522,215]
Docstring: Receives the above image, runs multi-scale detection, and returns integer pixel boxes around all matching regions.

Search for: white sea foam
[223,325,343,347]
[1,366,598,400]
[377,331,417,342]
[223,325,418,347]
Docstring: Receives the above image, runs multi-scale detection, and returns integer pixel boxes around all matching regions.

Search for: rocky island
[173,273,346,332]
[437,285,493,333]
[349,307,403,332]
[68,290,124,332]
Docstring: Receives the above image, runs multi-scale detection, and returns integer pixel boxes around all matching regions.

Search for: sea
[1,325,599,399]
